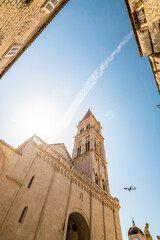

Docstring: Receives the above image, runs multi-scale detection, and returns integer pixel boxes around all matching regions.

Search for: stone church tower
[72,109,110,193]
[0,110,122,240]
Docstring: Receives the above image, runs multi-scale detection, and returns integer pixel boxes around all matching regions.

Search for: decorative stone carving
[79,193,83,201]
[144,223,153,240]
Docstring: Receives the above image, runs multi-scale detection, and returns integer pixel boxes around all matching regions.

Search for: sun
[11,96,63,141]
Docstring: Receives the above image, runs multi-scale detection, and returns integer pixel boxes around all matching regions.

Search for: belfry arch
[66,212,90,240]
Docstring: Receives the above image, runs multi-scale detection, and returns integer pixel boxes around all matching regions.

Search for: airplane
[157,105,160,108]
[124,185,136,191]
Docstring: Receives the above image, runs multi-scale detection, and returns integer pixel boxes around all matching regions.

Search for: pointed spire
[81,109,93,122]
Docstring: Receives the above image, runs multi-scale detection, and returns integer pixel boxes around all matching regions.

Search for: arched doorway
[66,212,89,240]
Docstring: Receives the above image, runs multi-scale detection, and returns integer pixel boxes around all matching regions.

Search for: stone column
[62,175,73,240]
[89,191,93,240]
[34,164,56,240]
[113,208,118,240]
[102,200,106,240]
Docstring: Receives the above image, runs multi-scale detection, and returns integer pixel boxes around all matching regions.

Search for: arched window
[86,123,90,129]
[99,149,101,156]
[19,207,28,224]
[80,128,84,134]
[77,140,82,156]
[77,146,81,156]
[86,141,90,152]
[85,135,90,152]
[25,0,32,4]
[28,176,35,188]
[95,174,98,185]
[102,179,105,191]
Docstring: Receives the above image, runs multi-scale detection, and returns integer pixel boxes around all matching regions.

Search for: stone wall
[0,136,122,240]
[0,0,70,78]
[144,0,160,23]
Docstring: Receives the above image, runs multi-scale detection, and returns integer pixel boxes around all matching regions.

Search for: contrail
[60,31,133,130]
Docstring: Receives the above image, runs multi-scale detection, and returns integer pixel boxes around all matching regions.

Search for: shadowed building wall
[0,0,70,79]
[124,0,160,94]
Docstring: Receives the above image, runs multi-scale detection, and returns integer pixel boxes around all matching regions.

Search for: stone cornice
[73,149,107,164]
[31,135,120,210]
[75,126,104,141]
[6,175,23,187]
[78,112,102,129]
[124,0,143,57]
[0,139,21,155]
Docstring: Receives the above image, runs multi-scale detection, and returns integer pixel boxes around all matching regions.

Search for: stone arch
[66,210,89,240]
[68,208,89,226]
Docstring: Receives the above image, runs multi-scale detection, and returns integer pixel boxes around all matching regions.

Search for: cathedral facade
[0,110,122,240]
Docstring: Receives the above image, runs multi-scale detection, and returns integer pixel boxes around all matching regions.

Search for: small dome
[128,225,144,236]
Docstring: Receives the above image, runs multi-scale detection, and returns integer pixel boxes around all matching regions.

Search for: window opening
[99,149,101,156]
[19,207,28,224]
[86,124,90,130]
[95,174,98,185]
[86,141,90,152]
[77,140,82,156]
[102,179,105,191]
[94,138,96,151]
[25,0,32,4]
[5,45,21,57]
[80,128,84,134]
[72,224,78,232]
[43,0,59,13]
[133,2,147,30]
[85,135,90,152]
[77,146,81,156]
[136,7,146,27]
[28,176,34,188]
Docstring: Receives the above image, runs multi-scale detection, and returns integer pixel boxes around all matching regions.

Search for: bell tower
[72,109,110,194]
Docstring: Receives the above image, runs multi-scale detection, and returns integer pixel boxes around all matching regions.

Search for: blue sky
[0,0,160,238]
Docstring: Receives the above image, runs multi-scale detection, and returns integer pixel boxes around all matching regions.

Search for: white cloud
[59,31,133,133]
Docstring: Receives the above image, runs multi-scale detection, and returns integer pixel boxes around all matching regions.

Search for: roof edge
[0,0,70,79]
[148,56,160,94]
[0,139,21,154]
[124,0,143,57]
